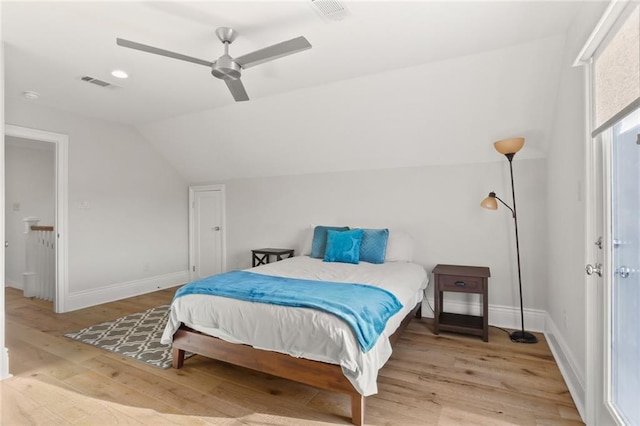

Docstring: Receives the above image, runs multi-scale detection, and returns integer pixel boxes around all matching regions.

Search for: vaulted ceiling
[3,1,594,181]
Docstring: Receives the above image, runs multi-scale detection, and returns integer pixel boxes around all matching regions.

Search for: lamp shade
[480,192,498,210]
[494,137,524,155]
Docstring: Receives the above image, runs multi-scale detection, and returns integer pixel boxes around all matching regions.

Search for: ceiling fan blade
[225,78,249,102]
[116,38,214,67]
[234,36,311,69]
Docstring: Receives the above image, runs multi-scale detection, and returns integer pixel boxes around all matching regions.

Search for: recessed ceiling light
[111,69,128,79]
[22,91,40,100]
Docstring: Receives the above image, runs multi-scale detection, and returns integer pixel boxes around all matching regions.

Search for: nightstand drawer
[439,274,482,292]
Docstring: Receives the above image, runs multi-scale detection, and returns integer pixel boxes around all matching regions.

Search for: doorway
[188,184,226,281]
[4,125,68,313]
[5,136,55,303]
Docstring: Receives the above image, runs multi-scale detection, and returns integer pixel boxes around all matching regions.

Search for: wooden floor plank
[0,379,68,425]
[5,373,132,424]
[79,355,252,420]
[209,379,351,425]
[3,287,583,425]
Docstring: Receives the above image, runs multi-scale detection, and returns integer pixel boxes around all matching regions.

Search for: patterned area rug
[65,304,191,369]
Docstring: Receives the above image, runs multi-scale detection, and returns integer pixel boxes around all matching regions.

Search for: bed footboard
[170,301,421,425]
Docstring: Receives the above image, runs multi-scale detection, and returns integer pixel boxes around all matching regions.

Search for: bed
[161,231,427,425]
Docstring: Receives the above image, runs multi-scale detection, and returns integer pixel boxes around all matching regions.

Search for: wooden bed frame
[171,302,422,425]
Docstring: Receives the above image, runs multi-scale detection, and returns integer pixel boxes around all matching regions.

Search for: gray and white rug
[65,304,190,369]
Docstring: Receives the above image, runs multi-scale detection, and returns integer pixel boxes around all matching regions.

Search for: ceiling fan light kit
[116,27,312,102]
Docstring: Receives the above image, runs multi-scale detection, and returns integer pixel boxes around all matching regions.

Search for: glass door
[580,3,639,423]
[609,108,640,425]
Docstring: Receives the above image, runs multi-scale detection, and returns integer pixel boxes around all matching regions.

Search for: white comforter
[161,256,428,395]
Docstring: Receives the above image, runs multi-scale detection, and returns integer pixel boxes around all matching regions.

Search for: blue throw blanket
[174,270,403,352]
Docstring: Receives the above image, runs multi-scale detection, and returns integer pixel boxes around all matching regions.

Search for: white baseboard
[0,347,11,381]
[422,297,546,332]
[4,278,23,290]
[65,270,189,312]
[544,315,586,422]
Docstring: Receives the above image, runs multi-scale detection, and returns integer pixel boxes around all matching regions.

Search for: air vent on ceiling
[80,75,112,87]
[310,0,350,21]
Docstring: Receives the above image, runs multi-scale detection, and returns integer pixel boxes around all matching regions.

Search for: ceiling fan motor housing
[211,54,241,80]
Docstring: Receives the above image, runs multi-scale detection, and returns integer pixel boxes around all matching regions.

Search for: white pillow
[384,230,414,262]
[299,224,315,256]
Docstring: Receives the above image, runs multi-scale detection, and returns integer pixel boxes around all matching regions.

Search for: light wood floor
[2,287,583,425]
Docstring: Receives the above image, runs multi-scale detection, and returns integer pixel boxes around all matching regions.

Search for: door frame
[188,184,226,281]
[587,130,622,425]
[4,125,69,314]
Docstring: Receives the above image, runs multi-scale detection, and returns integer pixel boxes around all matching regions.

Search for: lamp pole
[505,153,537,344]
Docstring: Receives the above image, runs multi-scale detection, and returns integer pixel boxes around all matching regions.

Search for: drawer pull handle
[454,281,466,286]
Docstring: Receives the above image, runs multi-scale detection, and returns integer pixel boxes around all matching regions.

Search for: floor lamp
[480,137,538,344]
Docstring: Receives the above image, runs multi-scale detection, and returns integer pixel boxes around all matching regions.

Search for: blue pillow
[324,229,365,264]
[359,228,389,264]
[311,226,349,258]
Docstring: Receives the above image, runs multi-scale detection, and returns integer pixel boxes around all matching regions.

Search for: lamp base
[510,331,538,344]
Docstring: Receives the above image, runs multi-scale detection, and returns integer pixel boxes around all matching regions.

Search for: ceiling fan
[116,27,312,102]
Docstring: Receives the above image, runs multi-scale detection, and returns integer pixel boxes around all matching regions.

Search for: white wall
[4,137,55,288]
[5,101,190,307]
[545,0,610,416]
[217,158,547,314]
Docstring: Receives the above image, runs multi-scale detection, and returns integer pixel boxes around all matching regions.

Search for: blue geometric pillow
[311,226,350,258]
[359,228,389,264]
[324,229,365,264]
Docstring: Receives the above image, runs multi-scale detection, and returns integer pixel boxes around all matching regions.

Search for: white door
[587,108,640,425]
[190,186,224,280]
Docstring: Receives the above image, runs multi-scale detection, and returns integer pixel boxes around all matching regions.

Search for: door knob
[212,226,220,231]
[615,266,631,278]
[4,241,8,248]
[586,263,603,277]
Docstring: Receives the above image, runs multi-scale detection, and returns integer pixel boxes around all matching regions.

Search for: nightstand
[252,248,294,267]
[432,264,490,342]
